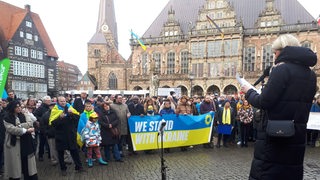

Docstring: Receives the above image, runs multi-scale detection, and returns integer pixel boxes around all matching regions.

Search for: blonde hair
[272,34,300,51]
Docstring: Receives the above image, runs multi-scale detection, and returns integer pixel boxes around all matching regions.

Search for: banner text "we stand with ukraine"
[128,112,215,151]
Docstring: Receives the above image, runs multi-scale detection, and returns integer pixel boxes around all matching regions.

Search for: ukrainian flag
[131,31,147,51]
[77,110,94,147]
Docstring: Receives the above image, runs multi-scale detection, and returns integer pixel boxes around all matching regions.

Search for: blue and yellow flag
[128,112,214,151]
[206,15,224,38]
[131,31,147,51]
[77,110,94,147]
[49,103,79,125]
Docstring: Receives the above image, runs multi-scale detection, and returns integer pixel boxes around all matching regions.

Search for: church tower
[87,0,128,90]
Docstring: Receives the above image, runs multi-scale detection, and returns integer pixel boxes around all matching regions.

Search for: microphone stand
[159,129,167,180]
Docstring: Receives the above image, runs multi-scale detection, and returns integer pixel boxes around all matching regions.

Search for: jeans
[104,144,121,161]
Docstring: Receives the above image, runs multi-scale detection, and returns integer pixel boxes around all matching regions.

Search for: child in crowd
[81,112,108,167]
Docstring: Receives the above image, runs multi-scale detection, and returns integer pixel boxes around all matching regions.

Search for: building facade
[57,61,82,94]
[0,2,58,99]
[129,0,320,96]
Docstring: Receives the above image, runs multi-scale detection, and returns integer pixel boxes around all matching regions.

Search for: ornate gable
[255,0,284,31]
[160,6,183,37]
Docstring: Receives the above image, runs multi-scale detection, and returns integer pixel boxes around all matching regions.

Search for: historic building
[56,61,82,94]
[0,2,58,99]
[87,0,130,91]
[129,0,320,96]
[77,71,97,91]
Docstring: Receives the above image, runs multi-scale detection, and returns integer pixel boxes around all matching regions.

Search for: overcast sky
[2,0,319,74]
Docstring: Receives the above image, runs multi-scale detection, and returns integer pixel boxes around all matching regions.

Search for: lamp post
[189,72,195,97]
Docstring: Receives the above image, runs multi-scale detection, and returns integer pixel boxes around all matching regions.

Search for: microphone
[253,66,271,86]
[158,119,167,135]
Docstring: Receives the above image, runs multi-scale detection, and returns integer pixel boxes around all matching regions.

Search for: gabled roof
[0,1,58,58]
[143,0,315,38]
[88,32,108,44]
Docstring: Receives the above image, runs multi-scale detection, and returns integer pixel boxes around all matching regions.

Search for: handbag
[110,127,120,137]
[265,70,313,138]
[266,120,295,138]
[105,115,120,138]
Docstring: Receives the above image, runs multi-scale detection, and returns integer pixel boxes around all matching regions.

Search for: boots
[98,158,108,165]
[88,158,93,167]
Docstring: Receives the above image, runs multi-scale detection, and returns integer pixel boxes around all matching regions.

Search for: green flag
[0,58,11,97]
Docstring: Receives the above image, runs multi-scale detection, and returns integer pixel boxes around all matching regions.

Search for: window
[20,31,24,38]
[152,53,161,74]
[15,46,21,55]
[262,45,273,70]
[208,41,222,57]
[34,35,38,41]
[26,33,32,40]
[22,47,28,57]
[223,61,237,77]
[31,49,37,59]
[260,22,266,27]
[12,61,45,78]
[191,42,205,58]
[141,54,148,75]
[243,46,256,72]
[167,52,175,74]
[208,2,215,9]
[192,63,204,77]
[94,49,101,57]
[26,21,32,28]
[180,51,189,74]
[37,51,43,60]
[301,42,311,49]
[208,63,221,77]
[108,73,117,89]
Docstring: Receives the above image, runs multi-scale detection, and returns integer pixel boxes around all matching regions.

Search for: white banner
[307,112,320,130]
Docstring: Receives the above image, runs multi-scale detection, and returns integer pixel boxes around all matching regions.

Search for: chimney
[25,4,31,12]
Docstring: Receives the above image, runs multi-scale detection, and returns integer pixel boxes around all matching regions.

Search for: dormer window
[26,33,32,40]
[26,21,32,28]
[20,31,24,38]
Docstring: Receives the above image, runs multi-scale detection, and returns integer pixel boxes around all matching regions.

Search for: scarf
[222,108,231,125]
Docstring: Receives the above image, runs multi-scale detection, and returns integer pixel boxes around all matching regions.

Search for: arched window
[167,52,175,74]
[108,73,117,90]
[243,46,255,72]
[262,45,273,70]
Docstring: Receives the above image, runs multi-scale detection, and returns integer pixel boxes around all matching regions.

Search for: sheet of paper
[236,73,260,93]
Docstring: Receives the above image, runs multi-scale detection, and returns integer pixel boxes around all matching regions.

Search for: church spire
[96,0,118,49]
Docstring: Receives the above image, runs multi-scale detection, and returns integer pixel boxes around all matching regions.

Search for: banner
[0,58,10,97]
[128,112,214,151]
[307,112,320,130]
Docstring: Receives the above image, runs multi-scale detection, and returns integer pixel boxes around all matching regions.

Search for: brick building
[129,0,320,96]
[0,2,58,99]
[56,61,82,94]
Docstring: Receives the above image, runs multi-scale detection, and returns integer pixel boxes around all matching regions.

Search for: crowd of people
[0,88,318,179]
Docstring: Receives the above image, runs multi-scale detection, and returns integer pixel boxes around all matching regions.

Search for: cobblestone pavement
[2,143,320,180]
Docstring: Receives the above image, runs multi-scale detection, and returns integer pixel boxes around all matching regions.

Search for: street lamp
[189,72,195,97]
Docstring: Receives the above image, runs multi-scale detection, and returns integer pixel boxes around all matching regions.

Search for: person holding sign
[215,100,236,148]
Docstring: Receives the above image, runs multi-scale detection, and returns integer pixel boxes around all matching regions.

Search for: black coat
[40,109,55,139]
[51,109,80,151]
[33,103,50,133]
[99,109,120,146]
[73,98,86,114]
[215,107,236,126]
[128,102,144,115]
[245,46,317,180]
